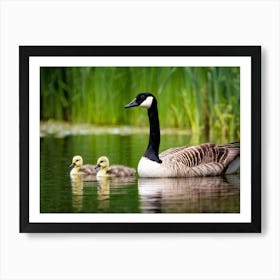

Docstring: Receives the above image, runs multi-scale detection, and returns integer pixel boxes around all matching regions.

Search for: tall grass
[40,67,240,141]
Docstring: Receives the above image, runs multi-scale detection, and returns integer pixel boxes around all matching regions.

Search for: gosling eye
[76,159,80,162]
[100,160,103,163]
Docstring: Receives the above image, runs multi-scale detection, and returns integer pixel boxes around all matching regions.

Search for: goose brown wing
[159,143,240,168]
[159,146,190,158]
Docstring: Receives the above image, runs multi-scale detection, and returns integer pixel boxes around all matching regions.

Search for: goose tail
[224,156,240,174]
[219,142,240,174]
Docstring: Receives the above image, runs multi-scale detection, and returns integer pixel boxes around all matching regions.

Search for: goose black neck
[144,100,162,163]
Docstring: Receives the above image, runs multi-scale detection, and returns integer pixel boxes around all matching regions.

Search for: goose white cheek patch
[139,96,153,108]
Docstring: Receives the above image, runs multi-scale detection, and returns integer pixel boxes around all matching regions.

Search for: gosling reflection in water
[71,175,137,213]
[70,174,84,212]
[96,177,110,211]
[96,176,137,212]
[138,175,240,213]
[70,175,111,212]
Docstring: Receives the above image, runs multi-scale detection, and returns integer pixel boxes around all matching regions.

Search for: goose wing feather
[159,143,240,176]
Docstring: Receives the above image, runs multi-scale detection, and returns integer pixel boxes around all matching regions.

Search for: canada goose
[125,92,240,178]
[69,155,99,176]
[95,156,136,177]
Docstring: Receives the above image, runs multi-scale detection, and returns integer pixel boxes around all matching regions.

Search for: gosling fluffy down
[69,155,99,175]
[95,156,136,177]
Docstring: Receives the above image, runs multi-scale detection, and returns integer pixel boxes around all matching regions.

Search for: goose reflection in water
[138,175,240,213]
[70,174,238,213]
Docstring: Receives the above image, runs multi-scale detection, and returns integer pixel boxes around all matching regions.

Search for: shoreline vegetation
[41,67,240,141]
[40,120,234,145]
[40,120,193,138]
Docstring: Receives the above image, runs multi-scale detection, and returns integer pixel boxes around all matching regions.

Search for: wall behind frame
[0,0,279,279]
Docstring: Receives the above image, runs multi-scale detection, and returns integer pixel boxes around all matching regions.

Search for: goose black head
[125,92,156,109]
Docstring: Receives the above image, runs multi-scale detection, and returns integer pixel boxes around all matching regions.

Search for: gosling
[69,155,99,175]
[95,156,136,177]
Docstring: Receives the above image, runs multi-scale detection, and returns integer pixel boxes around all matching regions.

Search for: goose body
[70,155,99,176]
[125,92,240,178]
[95,156,136,177]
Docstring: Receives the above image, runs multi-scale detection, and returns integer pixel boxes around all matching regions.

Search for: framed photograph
[20,46,261,233]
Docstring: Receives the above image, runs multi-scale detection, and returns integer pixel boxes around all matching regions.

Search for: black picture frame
[20,46,261,233]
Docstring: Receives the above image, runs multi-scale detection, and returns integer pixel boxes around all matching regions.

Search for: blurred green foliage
[40,67,240,140]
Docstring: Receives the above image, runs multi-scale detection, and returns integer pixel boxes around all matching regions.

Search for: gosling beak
[124,98,138,108]
[95,163,101,169]
[69,162,76,168]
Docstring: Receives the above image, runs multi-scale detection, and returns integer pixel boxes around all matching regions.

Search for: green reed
[40,67,240,142]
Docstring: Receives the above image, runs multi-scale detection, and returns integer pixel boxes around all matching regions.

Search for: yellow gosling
[95,156,136,177]
[69,155,98,175]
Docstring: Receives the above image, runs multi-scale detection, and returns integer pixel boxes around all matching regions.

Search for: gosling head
[69,155,83,169]
[95,156,109,170]
[125,92,156,109]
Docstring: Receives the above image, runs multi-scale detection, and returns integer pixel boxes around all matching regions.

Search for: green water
[40,133,240,213]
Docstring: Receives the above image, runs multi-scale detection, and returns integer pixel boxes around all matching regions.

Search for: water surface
[40,133,240,213]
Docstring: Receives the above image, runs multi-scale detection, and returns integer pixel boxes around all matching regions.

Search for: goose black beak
[69,162,76,168]
[124,98,138,108]
[95,163,101,169]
